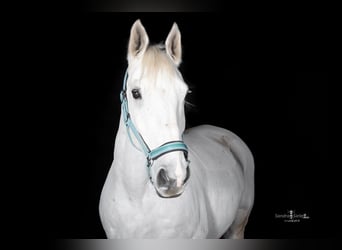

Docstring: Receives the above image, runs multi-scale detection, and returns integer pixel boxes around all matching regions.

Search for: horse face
[126,20,190,198]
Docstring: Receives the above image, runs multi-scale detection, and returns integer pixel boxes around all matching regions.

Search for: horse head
[123,20,190,198]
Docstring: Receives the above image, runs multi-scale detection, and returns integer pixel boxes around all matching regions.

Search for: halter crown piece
[120,70,190,182]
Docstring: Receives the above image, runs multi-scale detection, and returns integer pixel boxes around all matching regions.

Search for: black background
[46,12,334,239]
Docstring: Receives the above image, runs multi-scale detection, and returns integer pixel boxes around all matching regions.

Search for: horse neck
[112,118,150,199]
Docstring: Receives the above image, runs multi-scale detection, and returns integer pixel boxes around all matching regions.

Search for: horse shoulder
[183,125,253,237]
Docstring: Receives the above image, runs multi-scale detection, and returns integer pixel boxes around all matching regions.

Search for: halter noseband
[120,70,190,182]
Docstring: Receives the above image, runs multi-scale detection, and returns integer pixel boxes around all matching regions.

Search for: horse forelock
[140,45,179,84]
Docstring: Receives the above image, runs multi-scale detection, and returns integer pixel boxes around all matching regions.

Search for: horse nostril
[157,169,169,189]
[184,166,190,184]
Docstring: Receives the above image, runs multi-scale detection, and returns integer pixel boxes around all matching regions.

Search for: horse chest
[106,191,206,238]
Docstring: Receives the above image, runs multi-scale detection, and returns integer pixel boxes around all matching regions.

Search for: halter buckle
[147,157,154,169]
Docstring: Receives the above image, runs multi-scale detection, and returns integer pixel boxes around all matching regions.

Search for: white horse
[99,19,254,239]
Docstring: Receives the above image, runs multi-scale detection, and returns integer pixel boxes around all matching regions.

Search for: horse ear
[165,22,182,66]
[128,19,149,61]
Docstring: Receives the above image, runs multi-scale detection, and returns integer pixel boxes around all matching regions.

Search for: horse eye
[131,89,142,99]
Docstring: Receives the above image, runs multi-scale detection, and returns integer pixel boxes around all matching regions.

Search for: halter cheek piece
[120,70,190,183]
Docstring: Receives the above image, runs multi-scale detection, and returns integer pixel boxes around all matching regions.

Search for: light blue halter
[120,70,190,182]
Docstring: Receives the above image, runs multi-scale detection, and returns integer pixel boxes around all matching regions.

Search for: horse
[99,19,254,239]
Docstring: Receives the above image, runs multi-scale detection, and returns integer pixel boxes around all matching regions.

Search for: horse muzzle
[154,166,190,198]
